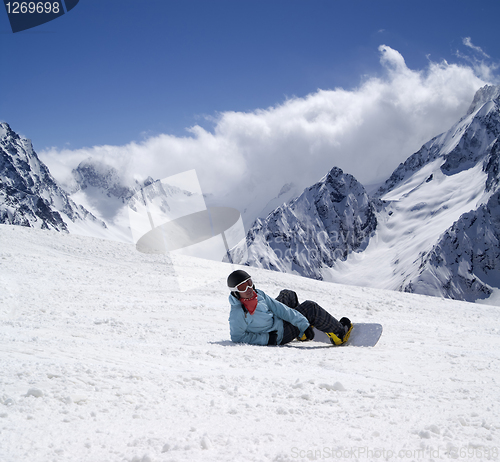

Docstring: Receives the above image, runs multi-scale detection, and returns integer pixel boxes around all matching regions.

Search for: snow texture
[1,224,499,462]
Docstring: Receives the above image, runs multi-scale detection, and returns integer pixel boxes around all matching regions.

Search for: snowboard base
[311,323,383,347]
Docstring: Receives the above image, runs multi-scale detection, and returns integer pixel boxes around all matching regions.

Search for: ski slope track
[1,225,499,461]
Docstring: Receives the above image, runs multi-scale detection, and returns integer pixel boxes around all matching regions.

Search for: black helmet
[227,270,252,290]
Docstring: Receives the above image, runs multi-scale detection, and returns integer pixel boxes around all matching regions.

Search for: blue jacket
[228,289,310,345]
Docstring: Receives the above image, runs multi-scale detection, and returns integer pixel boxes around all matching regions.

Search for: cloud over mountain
[40,46,492,215]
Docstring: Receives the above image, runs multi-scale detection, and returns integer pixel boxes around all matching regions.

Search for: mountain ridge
[2,85,500,304]
[232,85,500,304]
[0,122,107,234]
[228,166,378,280]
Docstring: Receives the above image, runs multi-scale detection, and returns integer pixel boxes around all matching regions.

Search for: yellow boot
[326,318,353,346]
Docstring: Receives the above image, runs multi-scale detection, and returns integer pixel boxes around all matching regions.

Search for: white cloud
[458,38,499,83]
[463,37,490,58]
[40,44,495,224]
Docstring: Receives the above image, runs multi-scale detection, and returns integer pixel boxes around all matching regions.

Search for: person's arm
[229,308,276,345]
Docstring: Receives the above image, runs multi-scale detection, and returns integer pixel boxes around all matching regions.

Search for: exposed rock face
[230,167,377,280]
[0,122,105,232]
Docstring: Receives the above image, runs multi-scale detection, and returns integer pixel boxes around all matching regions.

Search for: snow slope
[326,95,500,303]
[327,159,489,291]
[1,225,499,462]
[330,87,500,303]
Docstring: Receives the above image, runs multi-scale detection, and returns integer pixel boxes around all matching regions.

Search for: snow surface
[1,225,500,462]
[327,160,490,289]
[69,188,134,243]
[325,101,500,303]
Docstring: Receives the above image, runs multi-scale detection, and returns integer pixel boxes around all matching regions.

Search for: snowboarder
[227,270,352,346]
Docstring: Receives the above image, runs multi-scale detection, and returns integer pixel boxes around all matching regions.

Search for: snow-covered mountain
[69,157,141,241]
[367,84,500,303]
[232,85,500,304]
[403,189,500,302]
[72,157,135,203]
[0,123,217,246]
[229,167,378,280]
[0,122,108,236]
[3,85,500,304]
[392,134,500,302]
[1,224,499,462]
[70,159,216,248]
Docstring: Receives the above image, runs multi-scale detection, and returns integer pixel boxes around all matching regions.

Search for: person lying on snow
[227,270,352,346]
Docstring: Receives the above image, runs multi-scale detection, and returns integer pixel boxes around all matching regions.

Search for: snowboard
[311,323,383,347]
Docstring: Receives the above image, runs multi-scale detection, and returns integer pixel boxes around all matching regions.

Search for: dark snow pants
[275,289,345,345]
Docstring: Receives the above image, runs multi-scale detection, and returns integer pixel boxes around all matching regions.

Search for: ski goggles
[228,277,253,293]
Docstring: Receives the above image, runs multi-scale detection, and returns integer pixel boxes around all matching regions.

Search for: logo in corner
[3,0,79,33]
[128,170,247,291]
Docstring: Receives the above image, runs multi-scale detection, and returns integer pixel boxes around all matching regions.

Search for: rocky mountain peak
[229,166,377,279]
[73,158,133,201]
[467,84,500,115]
[375,85,500,197]
[1,123,106,233]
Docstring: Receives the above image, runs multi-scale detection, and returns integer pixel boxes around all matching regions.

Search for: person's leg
[279,299,351,345]
[275,289,299,308]
[295,300,350,344]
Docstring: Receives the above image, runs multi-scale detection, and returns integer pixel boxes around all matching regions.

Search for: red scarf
[241,291,258,315]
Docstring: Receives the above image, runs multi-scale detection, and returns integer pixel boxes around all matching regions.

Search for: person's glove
[297,325,315,341]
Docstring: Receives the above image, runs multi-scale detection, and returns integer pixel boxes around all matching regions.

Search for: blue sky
[2,0,499,150]
[1,0,500,208]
